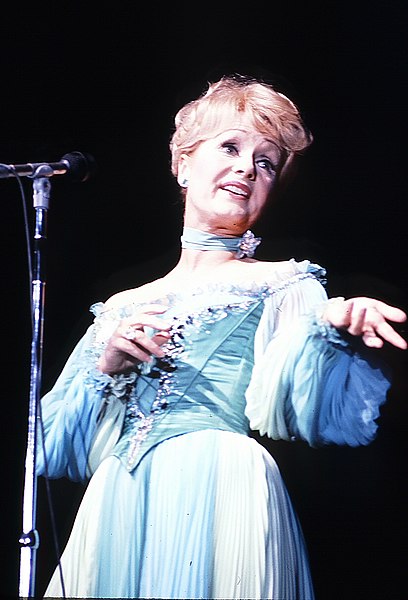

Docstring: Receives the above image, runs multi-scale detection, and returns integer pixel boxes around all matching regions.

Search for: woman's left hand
[323,297,407,349]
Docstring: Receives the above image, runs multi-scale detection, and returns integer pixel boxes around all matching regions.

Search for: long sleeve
[36,324,125,482]
[245,272,391,447]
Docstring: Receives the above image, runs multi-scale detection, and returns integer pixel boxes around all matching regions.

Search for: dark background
[1,2,407,599]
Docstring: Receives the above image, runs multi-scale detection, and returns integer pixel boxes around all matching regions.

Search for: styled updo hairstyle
[170,75,313,181]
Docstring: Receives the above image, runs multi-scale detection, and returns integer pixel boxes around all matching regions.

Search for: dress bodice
[37,258,390,483]
[111,287,268,470]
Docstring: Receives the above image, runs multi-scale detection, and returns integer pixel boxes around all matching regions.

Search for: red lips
[220,180,251,198]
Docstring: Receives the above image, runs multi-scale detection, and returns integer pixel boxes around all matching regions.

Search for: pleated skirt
[44,430,315,599]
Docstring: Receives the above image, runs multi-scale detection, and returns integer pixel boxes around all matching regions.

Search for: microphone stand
[19,168,53,598]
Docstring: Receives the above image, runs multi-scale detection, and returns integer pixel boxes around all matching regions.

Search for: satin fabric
[38,259,390,598]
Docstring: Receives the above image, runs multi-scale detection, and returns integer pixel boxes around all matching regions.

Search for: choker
[181,227,261,259]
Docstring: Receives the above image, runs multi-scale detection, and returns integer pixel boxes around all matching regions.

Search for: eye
[220,141,239,154]
[256,157,276,174]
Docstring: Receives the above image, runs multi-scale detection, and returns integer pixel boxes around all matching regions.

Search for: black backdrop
[1,2,407,599]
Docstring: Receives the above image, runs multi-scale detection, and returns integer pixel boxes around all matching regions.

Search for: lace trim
[89,269,325,324]
[311,297,349,347]
[81,265,328,467]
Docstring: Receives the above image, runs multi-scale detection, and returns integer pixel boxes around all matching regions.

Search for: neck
[181,226,243,251]
[175,247,237,273]
[168,225,261,275]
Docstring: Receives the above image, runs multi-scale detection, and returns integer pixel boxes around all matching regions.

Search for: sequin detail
[81,271,325,393]
[125,322,185,469]
[236,230,262,258]
[83,269,330,470]
[124,297,257,469]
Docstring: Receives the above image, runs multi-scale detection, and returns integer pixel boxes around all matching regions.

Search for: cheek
[254,181,274,207]
[190,158,210,180]
[192,161,221,192]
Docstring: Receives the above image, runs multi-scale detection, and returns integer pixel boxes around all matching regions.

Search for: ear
[177,154,191,187]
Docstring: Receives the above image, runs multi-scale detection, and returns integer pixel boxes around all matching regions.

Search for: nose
[232,155,256,180]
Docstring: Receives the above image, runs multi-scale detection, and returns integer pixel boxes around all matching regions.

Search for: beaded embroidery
[85,267,330,470]
[123,296,261,469]
[124,318,185,468]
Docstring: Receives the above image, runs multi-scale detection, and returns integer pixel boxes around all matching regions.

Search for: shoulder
[102,278,165,310]
[248,258,326,283]
[103,289,138,310]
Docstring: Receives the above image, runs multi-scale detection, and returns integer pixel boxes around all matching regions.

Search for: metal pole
[19,174,51,598]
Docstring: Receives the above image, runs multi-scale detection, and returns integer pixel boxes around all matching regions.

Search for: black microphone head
[61,151,97,182]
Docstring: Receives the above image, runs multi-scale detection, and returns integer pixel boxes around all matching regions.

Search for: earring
[180,178,189,188]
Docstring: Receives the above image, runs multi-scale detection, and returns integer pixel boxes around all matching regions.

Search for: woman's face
[179,121,283,235]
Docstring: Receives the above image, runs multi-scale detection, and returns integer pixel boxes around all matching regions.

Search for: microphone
[0,151,97,182]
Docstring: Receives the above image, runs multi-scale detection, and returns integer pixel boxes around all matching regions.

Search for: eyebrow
[218,130,279,145]
[215,129,282,155]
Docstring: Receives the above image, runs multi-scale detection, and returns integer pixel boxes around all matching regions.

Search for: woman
[38,75,407,599]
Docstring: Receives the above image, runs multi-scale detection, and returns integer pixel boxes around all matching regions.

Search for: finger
[119,339,165,363]
[122,311,171,334]
[359,305,407,349]
[153,332,173,347]
[121,328,168,358]
[121,320,171,343]
[102,337,154,371]
[374,300,407,322]
[125,342,156,363]
[131,315,172,332]
[373,320,408,350]
[347,306,367,336]
[355,298,407,323]
[362,330,383,348]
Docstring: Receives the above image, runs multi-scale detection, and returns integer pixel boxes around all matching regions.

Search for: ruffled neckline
[90,258,326,321]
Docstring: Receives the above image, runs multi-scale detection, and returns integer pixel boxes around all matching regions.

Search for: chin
[216,208,251,228]
[212,219,250,235]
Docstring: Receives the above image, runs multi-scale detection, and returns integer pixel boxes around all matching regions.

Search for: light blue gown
[37,259,390,599]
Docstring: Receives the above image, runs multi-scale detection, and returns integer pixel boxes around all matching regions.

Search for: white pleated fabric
[44,430,314,599]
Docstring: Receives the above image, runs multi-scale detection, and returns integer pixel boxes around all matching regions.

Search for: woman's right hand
[98,304,172,375]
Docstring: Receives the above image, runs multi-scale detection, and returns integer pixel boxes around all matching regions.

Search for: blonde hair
[170,75,313,178]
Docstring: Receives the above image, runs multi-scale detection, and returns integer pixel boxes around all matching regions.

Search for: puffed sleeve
[245,263,391,447]
[36,305,127,482]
